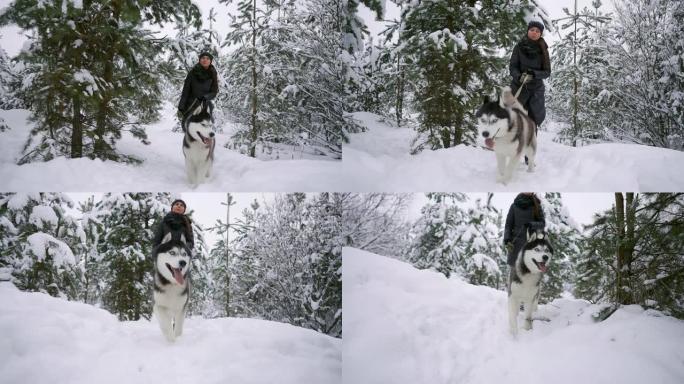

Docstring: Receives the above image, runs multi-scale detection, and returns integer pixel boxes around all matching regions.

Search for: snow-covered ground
[342,112,684,191]
[343,247,684,384]
[0,283,341,384]
[0,105,342,191]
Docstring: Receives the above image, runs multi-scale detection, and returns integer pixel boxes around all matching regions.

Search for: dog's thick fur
[182,101,215,187]
[507,228,553,336]
[476,87,537,184]
[153,232,192,342]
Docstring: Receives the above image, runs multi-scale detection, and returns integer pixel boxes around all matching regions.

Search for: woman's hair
[537,38,550,72]
[532,194,542,220]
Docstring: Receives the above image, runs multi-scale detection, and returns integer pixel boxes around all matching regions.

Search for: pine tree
[408,193,469,278]
[0,1,202,163]
[95,193,171,321]
[397,0,541,150]
[0,193,81,299]
[549,0,612,146]
[228,193,342,337]
[461,195,504,289]
[539,193,581,302]
[576,193,684,319]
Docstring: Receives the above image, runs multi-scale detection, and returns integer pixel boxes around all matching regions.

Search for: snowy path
[0,283,341,384]
[343,248,684,384]
[0,106,342,191]
[342,112,684,191]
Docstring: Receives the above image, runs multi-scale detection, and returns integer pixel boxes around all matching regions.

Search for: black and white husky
[507,228,553,336]
[475,87,537,184]
[153,232,192,342]
[182,101,215,187]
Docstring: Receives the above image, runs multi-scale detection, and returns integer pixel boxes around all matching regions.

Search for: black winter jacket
[509,36,550,90]
[504,194,545,266]
[178,64,218,113]
[153,212,195,251]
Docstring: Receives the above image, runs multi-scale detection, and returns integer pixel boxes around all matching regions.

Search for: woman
[153,199,194,250]
[177,52,219,118]
[504,193,545,266]
[509,20,551,130]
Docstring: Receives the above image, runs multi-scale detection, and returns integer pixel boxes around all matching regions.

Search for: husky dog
[182,101,215,187]
[153,232,192,342]
[475,87,537,184]
[507,228,553,336]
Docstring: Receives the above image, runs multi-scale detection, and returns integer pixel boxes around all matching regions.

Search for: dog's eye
[169,250,176,256]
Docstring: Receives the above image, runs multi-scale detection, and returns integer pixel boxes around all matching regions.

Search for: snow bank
[0,106,342,191]
[343,247,684,384]
[342,112,684,191]
[0,283,341,384]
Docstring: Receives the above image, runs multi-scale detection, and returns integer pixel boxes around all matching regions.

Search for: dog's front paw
[524,319,533,330]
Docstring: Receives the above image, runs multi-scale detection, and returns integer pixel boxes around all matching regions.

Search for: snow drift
[0,107,342,191]
[343,247,684,384]
[0,283,341,384]
[342,112,684,191]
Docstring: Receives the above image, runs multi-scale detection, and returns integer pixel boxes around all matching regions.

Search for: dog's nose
[482,131,489,138]
[209,132,215,138]
[542,255,549,262]
[179,260,187,268]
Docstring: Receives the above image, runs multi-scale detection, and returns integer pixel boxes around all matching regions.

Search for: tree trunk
[624,192,635,304]
[614,192,626,304]
[395,54,404,127]
[249,0,258,158]
[71,95,83,158]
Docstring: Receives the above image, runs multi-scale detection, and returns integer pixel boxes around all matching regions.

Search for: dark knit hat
[528,20,544,33]
[171,199,187,210]
[199,52,213,61]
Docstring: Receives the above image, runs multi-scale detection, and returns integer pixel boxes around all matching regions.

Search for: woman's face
[172,202,186,214]
[199,56,211,69]
[527,27,542,41]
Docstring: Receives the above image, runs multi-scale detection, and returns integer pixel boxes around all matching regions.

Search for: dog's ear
[192,103,202,116]
[161,232,172,244]
[179,233,187,244]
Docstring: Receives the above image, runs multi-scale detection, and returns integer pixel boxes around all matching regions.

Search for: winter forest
[343,193,684,320]
[346,0,684,151]
[0,192,342,338]
[0,0,348,164]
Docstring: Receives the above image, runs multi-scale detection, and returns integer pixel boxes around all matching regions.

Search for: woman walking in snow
[153,199,195,250]
[504,193,545,266]
[177,52,219,119]
[509,20,551,130]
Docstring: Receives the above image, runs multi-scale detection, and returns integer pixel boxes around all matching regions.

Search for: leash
[514,73,532,100]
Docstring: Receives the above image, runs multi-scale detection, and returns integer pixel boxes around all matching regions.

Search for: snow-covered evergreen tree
[548,0,613,146]
[0,1,201,162]
[408,193,469,278]
[461,195,504,289]
[228,193,342,337]
[395,0,544,150]
[576,193,684,319]
[539,193,581,302]
[604,0,684,149]
[95,193,171,321]
[0,193,81,299]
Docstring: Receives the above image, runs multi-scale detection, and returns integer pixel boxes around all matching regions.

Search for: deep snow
[0,283,341,384]
[0,106,342,191]
[342,112,684,191]
[343,247,684,384]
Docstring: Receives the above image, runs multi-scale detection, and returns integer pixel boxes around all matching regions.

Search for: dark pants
[511,82,546,127]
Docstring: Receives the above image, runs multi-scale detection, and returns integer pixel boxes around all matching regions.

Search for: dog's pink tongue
[172,268,185,285]
[539,263,548,272]
[485,138,494,148]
